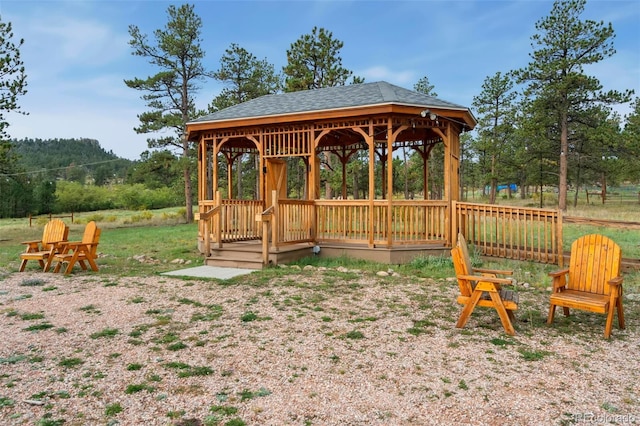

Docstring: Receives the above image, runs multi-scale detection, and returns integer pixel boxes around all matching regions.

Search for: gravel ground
[1,268,638,426]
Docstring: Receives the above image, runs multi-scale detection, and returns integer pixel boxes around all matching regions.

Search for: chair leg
[64,252,81,275]
[617,298,625,330]
[43,255,54,272]
[456,291,482,329]
[86,257,99,272]
[19,259,28,272]
[547,304,556,325]
[604,305,615,339]
[489,292,515,336]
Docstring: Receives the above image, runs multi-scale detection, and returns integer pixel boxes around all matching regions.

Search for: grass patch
[239,387,271,401]
[407,319,436,336]
[126,363,143,371]
[79,304,101,314]
[166,342,188,351]
[90,328,119,339]
[19,278,45,287]
[0,354,27,364]
[240,311,258,322]
[0,396,15,408]
[178,366,213,378]
[125,383,155,394]
[490,337,516,347]
[105,402,123,416]
[210,405,238,416]
[58,357,84,368]
[23,323,54,332]
[164,361,213,377]
[343,330,365,340]
[518,348,553,361]
[20,312,45,320]
[191,305,223,322]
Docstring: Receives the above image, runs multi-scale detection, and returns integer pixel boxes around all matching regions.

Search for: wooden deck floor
[203,240,450,269]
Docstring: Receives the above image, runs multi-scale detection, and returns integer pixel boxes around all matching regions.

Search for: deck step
[205,256,264,270]
[204,242,315,270]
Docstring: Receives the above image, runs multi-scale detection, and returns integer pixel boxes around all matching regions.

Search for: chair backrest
[457,233,474,275]
[88,228,102,257]
[451,245,474,297]
[81,221,98,244]
[42,219,68,250]
[80,221,101,258]
[567,234,621,295]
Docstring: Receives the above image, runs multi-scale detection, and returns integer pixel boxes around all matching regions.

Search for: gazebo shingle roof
[190,81,469,124]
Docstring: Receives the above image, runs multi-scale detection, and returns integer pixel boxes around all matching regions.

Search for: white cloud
[359,66,415,86]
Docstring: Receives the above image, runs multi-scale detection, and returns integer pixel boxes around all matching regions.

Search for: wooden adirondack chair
[451,234,519,335]
[52,221,101,274]
[19,219,69,272]
[547,234,624,339]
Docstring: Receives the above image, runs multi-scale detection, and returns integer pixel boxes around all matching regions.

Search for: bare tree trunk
[559,111,568,211]
[182,138,193,223]
[489,154,497,204]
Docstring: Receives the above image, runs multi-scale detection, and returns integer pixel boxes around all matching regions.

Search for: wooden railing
[388,200,448,244]
[278,199,314,246]
[315,200,449,245]
[315,200,372,244]
[198,193,263,250]
[219,199,263,242]
[199,196,565,266]
[453,201,562,265]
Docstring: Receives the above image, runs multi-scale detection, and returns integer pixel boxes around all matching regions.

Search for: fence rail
[277,199,314,245]
[453,201,562,265]
[28,213,75,227]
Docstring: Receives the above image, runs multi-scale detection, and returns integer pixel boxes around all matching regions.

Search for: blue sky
[2,0,639,160]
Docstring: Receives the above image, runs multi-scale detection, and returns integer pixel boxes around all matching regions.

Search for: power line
[0,158,128,178]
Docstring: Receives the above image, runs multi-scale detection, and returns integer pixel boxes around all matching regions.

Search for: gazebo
[186,81,478,268]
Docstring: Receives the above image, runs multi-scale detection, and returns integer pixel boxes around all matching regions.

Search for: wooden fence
[453,201,562,265]
[28,213,75,227]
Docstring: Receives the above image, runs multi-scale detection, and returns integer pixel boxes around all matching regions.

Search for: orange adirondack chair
[52,221,101,274]
[19,219,69,272]
[548,234,624,339]
[451,234,519,335]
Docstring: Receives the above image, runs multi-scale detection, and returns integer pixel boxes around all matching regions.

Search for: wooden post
[271,190,279,252]
[256,209,271,266]
[262,219,270,265]
[215,191,222,249]
[451,200,458,247]
[203,219,210,257]
[386,121,394,248]
[368,127,375,248]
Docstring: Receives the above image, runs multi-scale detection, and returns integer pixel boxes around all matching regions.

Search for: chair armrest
[458,274,514,285]
[608,276,623,286]
[548,268,569,292]
[548,268,569,278]
[473,267,513,276]
[59,240,82,248]
[21,239,43,246]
